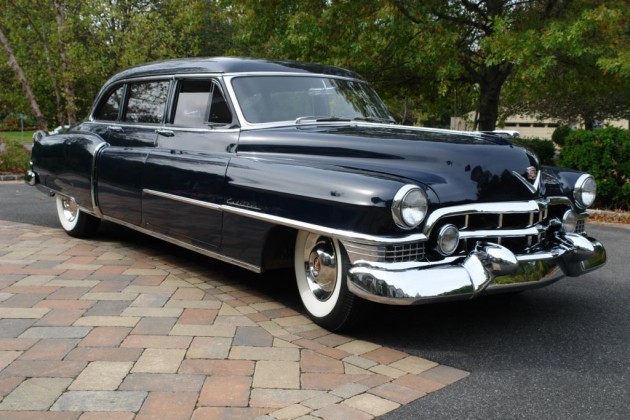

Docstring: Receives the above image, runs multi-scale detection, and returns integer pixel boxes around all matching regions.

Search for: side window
[173,80,213,126]
[94,85,124,121]
[209,87,232,125]
[173,79,232,127]
[124,81,169,124]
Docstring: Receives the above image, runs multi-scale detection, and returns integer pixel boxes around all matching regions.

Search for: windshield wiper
[295,116,351,124]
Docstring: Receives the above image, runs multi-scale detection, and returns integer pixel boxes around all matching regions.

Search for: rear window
[94,85,124,121]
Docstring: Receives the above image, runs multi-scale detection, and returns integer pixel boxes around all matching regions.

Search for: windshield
[231,75,392,124]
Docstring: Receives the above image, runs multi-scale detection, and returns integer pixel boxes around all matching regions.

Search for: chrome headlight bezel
[574,174,597,209]
[391,185,428,230]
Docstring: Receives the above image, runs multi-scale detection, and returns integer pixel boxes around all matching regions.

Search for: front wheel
[294,231,364,331]
[56,195,100,238]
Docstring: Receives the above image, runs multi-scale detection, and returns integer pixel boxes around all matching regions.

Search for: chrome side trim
[100,215,261,273]
[141,188,427,245]
[91,142,108,217]
[224,205,427,245]
[143,189,222,211]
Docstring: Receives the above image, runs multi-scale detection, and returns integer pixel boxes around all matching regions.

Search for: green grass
[0,130,36,145]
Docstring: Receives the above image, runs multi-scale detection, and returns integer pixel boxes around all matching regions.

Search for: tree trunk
[477,63,512,131]
[53,0,77,125]
[0,26,48,131]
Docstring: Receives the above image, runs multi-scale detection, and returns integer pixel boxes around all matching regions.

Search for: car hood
[237,124,542,206]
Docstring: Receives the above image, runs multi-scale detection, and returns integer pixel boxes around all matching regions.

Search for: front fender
[225,156,436,235]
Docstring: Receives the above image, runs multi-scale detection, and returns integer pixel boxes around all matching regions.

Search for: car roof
[105,57,364,84]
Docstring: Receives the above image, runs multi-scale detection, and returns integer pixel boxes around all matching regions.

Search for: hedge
[510,137,556,166]
[559,127,630,210]
[0,137,30,174]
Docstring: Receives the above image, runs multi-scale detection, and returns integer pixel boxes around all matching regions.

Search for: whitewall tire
[55,195,100,238]
[294,230,364,331]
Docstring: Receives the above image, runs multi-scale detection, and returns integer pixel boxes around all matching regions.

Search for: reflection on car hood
[237,124,542,206]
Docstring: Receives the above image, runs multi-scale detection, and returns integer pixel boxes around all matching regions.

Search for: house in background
[451,113,629,139]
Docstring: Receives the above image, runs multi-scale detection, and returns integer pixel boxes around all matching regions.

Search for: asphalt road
[1,182,629,419]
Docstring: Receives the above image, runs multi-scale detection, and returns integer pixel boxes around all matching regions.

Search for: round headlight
[436,224,460,256]
[562,210,578,233]
[574,175,597,208]
[392,185,428,230]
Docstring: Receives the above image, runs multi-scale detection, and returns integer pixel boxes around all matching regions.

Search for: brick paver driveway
[0,219,468,419]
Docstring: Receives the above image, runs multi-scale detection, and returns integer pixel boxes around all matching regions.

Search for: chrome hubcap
[61,198,78,223]
[303,235,337,301]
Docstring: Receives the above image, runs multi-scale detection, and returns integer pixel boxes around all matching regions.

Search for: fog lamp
[562,210,578,233]
[436,224,460,256]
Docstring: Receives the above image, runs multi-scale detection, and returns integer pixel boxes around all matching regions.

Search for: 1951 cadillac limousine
[26,57,606,330]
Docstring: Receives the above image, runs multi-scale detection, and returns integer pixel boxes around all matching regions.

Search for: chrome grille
[575,219,586,234]
[431,202,569,255]
[344,241,425,263]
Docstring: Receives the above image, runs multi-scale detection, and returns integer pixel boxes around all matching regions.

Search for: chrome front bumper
[346,233,606,305]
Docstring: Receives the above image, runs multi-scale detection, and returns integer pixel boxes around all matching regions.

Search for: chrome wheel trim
[295,231,343,318]
[305,236,337,301]
[56,196,79,231]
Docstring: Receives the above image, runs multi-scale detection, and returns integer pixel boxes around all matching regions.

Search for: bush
[559,127,630,210]
[511,137,556,165]
[551,126,573,147]
[0,136,30,174]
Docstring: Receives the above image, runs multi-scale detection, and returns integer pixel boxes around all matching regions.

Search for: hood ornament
[526,166,537,181]
[512,166,541,194]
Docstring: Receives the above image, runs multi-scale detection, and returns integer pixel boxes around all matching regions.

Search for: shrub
[511,137,556,165]
[559,127,630,210]
[551,125,573,147]
[0,136,30,174]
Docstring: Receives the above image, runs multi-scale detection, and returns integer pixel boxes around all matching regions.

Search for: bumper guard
[346,233,606,305]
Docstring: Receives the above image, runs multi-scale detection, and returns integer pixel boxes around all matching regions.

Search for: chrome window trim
[90,76,175,124]
[160,125,240,134]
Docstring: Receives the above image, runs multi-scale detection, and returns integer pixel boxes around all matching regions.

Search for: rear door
[96,79,171,225]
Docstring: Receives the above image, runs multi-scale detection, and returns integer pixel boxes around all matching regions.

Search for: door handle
[156,129,174,137]
[108,125,123,132]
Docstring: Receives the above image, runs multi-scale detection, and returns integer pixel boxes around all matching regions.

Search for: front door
[142,78,238,249]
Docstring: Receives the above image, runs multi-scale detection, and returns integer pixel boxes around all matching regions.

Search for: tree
[498,0,630,128]
[0,0,231,128]
[0,24,48,130]
[225,1,628,130]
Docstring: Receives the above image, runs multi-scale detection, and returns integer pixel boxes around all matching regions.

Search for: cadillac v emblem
[526,166,537,181]
[512,166,541,194]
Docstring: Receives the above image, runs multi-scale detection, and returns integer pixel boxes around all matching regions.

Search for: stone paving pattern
[0,220,469,419]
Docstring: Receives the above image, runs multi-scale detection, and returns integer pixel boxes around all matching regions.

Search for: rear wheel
[56,195,100,238]
[294,231,364,331]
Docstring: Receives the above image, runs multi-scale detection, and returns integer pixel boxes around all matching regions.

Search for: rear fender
[31,131,107,212]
